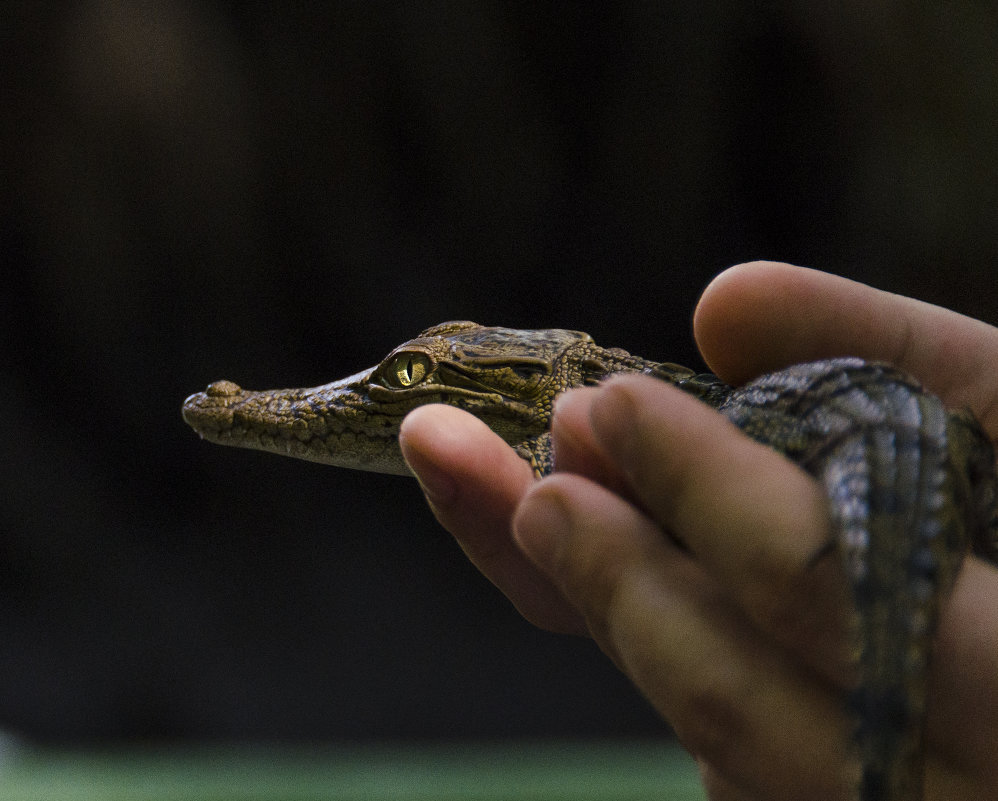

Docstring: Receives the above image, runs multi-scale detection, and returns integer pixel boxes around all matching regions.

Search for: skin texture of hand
[397,261,998,800]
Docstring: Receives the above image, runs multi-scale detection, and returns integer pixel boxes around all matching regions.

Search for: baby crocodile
[182,320,997,801]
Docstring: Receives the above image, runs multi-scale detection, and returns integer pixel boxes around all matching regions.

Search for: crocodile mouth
[180,376,412,474]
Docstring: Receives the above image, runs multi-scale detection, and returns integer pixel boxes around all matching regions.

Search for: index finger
[399,404,587,635]
[693,262,998,435]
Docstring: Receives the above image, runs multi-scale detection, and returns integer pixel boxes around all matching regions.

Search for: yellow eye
[389,353,430,387]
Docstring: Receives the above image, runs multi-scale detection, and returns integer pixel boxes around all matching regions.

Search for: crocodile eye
[388,353,430,387]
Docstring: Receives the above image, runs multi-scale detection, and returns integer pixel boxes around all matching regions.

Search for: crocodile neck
[181,320,722,475]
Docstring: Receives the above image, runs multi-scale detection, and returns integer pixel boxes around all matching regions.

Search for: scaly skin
[182,321,997,801]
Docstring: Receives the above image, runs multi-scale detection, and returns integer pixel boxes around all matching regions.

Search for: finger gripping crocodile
[182,320,998,801]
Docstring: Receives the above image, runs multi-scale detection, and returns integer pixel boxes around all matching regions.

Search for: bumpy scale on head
[182,321,658,475]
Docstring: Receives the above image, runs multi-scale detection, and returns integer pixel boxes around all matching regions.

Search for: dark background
[3,2,997,743]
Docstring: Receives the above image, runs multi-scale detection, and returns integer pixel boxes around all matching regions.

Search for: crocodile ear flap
[580,358,609,386]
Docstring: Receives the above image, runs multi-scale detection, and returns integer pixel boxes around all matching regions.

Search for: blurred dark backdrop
[2,2,996,742]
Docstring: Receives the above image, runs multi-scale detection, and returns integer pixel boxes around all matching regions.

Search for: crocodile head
[182,320,652,475]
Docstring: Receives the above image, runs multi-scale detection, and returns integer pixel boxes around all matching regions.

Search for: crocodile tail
[817,392,959,801]
[716,359,978,801]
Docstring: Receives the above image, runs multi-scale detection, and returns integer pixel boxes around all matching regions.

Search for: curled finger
[513,473,856,799]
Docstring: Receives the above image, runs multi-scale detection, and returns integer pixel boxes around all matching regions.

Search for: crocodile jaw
[181,369,413,475]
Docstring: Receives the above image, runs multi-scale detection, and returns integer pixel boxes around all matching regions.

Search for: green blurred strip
[0,739,706,801]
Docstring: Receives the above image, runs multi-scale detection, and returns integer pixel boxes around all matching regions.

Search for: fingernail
[551,385,590,417]
[590,383,637,457]
[402,441,458,506]
[514,490,570,567]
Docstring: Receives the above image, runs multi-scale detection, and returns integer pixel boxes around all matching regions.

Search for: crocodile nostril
[206,380,243,397]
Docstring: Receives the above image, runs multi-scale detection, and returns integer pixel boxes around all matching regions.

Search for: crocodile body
[182,320,997,801]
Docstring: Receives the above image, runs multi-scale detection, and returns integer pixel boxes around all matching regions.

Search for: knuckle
[740,539,854,681]
[674,670,750,774]
[745,574,805,645]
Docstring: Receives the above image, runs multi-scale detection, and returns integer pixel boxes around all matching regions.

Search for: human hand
[398,262,998,799]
